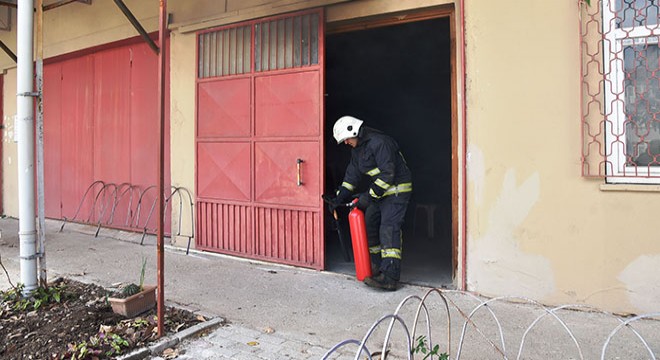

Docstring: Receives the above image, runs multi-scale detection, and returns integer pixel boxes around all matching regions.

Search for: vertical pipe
[157,0,167,338]
[17,0,38,294]
[36,0,47,287]
[459,0,468,291]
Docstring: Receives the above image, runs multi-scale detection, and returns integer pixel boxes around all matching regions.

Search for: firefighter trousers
[365,191,411,281]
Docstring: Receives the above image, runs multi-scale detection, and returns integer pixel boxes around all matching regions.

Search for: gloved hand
[356,192,371,211]
[334,187,351,207]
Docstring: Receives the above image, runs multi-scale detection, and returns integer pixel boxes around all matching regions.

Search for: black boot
[364,273,397,291]
[370,253,381,277]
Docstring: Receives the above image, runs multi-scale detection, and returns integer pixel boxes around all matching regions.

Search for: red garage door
[196,10,324,269]
[43,39,171,233]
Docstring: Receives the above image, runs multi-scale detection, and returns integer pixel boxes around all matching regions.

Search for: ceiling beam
[44,0,91,11]
[0,39,16,62]
[113,0,158,54]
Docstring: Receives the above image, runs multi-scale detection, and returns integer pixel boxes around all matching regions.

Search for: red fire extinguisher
[348,200,372,281]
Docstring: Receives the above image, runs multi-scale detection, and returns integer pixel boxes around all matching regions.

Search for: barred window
[581,0,660,182]
[197,13,320,79]
[198,25,252,78]
[255,13,319,72]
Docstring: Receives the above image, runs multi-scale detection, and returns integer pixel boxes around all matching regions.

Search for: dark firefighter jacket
[340,127,412,199]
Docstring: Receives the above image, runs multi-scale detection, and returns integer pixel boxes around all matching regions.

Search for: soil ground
[0,278,208,360]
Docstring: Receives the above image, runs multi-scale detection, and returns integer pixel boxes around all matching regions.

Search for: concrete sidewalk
[1,217,659,359]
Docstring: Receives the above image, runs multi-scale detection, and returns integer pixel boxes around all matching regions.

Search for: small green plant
[1,282,65,311]
[138,256,147,289]
[412,335,448,360]
[131,318,150,328]
[119,257,148,297]
[108,333,129,355]
[66,332,130,359]
[121,283,141,297]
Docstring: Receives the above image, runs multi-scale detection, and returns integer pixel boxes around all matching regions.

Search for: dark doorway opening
[324,16,453,287]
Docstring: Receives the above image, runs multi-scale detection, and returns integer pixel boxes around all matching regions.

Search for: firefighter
[330,115,412,291]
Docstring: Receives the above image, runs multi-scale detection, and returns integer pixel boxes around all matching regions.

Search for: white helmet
[333,116,363,144]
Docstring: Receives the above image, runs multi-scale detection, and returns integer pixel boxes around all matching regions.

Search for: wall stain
[469,168,555,299]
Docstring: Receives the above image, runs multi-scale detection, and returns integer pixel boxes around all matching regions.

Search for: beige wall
[2,69,16,216]
[464,0,659,314]
[168,29,196,247]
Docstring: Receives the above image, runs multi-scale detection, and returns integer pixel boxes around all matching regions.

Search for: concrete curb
[117,317,224,360]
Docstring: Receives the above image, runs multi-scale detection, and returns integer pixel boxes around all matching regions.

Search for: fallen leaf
[263,327,275,334]
[247,341,259,346]
[196,314,206,322]
[162,348,179,359]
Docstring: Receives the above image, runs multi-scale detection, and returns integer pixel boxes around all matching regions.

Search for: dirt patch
[0,278,214,359]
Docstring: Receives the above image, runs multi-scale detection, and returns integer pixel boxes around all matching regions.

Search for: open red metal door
[196,10,324,269]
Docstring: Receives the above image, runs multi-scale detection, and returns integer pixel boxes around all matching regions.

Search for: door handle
[296,158,304,186]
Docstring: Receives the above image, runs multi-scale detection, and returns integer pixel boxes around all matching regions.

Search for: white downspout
[16,0,38,293]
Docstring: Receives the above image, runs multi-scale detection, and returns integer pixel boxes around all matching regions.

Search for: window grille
[255,13,319,71]
[581,0,660,182]
[198,25,252,78]
[197,13,319,79]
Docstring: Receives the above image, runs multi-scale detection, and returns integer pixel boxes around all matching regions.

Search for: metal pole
[36,0,47,287]
[16,0,38,294]
[157,0,167,338]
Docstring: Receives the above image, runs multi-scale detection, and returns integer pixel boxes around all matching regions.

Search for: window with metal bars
[197,13,320,79]
[198,25,252,78]
[581,0,660,182]
[255,13,319,71]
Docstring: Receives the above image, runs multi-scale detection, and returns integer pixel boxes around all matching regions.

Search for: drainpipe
[16,0,38,293]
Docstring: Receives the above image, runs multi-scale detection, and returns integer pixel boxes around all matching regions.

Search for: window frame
[603,0,660,183]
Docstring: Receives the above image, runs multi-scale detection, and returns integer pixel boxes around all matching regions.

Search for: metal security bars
[581,0,660,182]
[198,25,252,78]
[255,13,319,71]
[197,12,320,79]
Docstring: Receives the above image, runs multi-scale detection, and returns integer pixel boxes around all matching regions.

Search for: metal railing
[323,288,659,359]
[59,181,195,253]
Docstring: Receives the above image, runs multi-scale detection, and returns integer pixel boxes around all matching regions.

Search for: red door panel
[59,57,95,220]
[93,47,131,186]
[255,141,319,206]
[198,78,251,138]
[129,42,172,232]
[196,201,252,254]
[197,142,251,201]
[43,65,62,218]
[255,71,320,137]
[254,207,320,266]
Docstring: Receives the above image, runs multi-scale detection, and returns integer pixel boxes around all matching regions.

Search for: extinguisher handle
[321,194,354,208]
